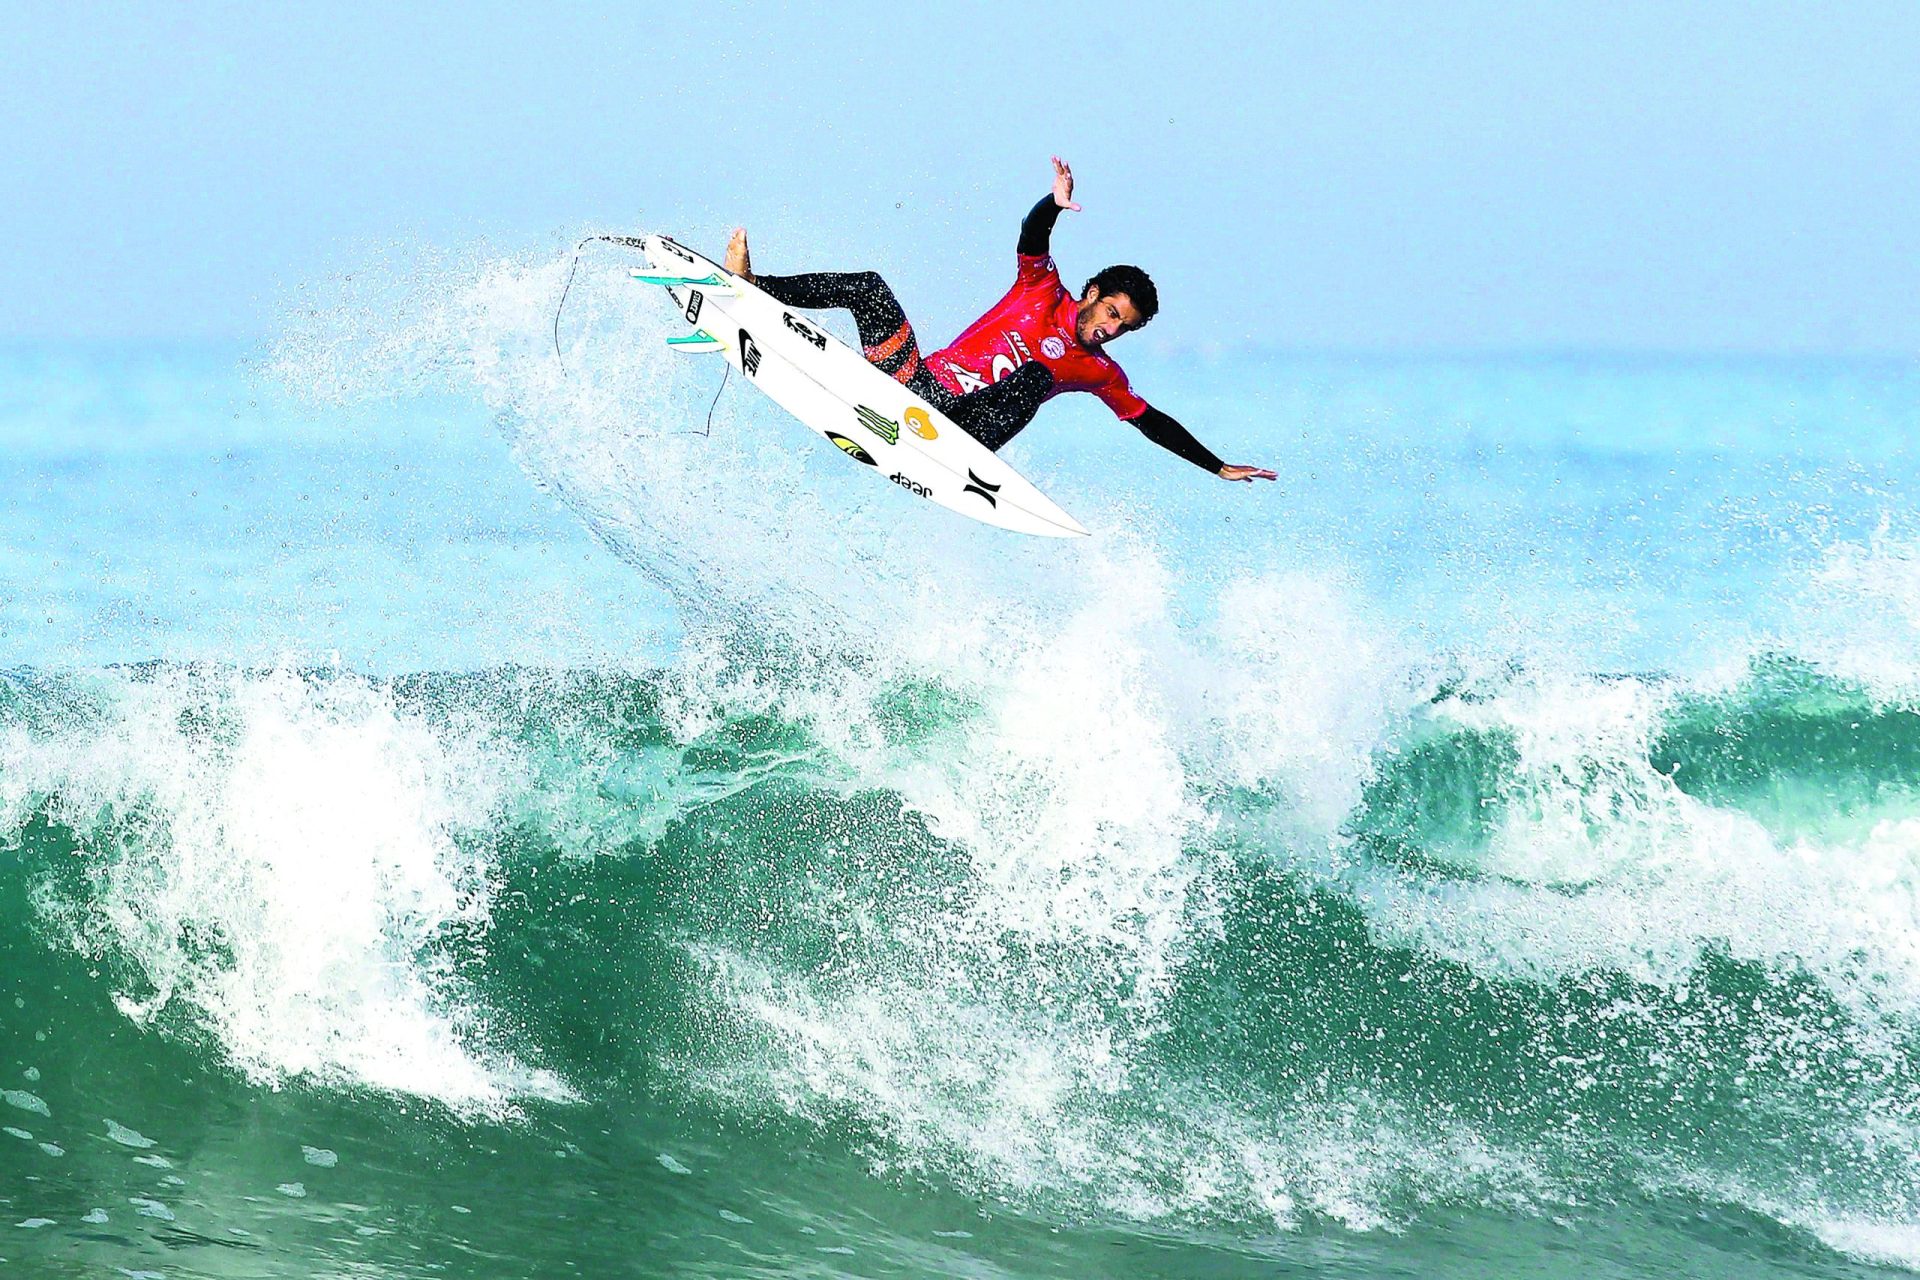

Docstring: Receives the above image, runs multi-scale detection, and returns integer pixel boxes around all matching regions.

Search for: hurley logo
[963,469,1001,507]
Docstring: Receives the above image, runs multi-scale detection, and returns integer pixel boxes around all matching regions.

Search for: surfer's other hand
[1051,156,1081,212]
[1218,464,1277,483]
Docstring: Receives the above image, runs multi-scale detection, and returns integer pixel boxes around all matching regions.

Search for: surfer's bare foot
[725,228,753,281]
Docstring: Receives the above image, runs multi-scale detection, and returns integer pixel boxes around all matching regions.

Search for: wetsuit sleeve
[1131,404,1227,475]
[1018,195,1062,256]
[1015,196,1063,286]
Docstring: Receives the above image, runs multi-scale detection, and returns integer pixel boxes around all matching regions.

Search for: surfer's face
[1076,288,1144,349]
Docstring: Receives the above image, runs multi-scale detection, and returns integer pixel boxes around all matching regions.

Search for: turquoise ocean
[5,243,1920,1278]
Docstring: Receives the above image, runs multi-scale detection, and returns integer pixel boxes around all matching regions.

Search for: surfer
[724,157,1276,483]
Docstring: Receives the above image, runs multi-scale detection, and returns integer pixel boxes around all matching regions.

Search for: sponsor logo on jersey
[1041,335,1066,360]
[889,472,930,498]
[963,469,1002,507]
[904,407,937,440]
[738,329,761,376]
[854,404,900,446]
[1005,331,1032,362]
[783,313,828,349]
[683,290,703,325]
[828,433,877,466]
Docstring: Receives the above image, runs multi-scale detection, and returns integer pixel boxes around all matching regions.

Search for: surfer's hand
[1051,156,1081,212]
[1218,464,1277,483]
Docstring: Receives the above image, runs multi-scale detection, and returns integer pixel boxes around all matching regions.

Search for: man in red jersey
[724,158,1276,483]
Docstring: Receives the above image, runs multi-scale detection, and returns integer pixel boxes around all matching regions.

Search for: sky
[2,0,1917,355]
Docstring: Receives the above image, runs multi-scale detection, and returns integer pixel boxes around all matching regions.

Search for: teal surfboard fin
[631,270,740,297]
[666,329,726,354]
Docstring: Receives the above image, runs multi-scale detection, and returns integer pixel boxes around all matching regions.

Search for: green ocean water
[4,656,1920,1278]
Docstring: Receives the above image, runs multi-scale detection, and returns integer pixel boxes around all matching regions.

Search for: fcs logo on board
[854,404,900,446]
[660,238,697,265]
[904,407,937,440]
[963,469,1002,507]
[828,433,877,466]
[738,329,761,376]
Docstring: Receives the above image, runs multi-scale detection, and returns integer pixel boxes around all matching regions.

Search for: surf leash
[552,233,728,436]
[552,234,646,373]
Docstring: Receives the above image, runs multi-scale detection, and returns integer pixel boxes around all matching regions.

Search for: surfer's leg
[752,270,926,384]
[947,362,1055,451]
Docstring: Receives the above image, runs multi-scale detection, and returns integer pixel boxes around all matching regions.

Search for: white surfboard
[635,234,1089,538]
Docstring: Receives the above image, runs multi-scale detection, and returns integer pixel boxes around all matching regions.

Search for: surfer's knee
[853,270,911,310]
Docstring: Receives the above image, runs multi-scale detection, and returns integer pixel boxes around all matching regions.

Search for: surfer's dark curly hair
[1084,265,1159,326]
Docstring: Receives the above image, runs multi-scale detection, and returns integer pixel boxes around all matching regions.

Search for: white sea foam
[1339,667,1920,1026]
[1812,1219,1920,1271]
[1791,523,1920,705]
[2,665,569,1113]
[127,1198,172,1222]
[103,1120,154,1149]
[695,938,1556,1229]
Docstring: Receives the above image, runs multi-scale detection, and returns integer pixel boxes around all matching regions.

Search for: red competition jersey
[923,255,1149,420]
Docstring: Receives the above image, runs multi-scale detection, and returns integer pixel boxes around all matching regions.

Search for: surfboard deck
[636,234,1089,539]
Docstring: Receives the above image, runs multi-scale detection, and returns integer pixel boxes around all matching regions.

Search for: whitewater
[4,238,1920,1278]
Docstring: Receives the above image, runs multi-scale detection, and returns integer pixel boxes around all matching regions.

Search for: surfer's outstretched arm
[1130,404,1277,482]
[1017,156,1081,257]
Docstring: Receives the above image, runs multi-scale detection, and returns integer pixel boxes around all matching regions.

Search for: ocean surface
[4,244,1920,1278]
